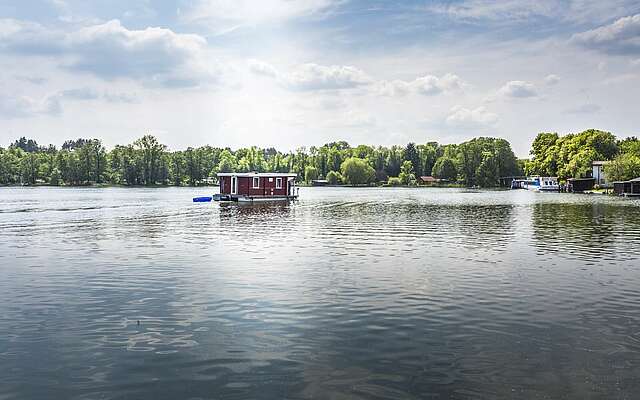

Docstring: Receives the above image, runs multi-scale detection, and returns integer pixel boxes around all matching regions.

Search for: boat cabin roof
[217,172,298,178]
[614,177,640,183]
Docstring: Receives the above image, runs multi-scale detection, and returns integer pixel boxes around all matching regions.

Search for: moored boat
[523,176,559,192]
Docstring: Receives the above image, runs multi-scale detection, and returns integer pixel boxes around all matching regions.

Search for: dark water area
[1,187,640,399]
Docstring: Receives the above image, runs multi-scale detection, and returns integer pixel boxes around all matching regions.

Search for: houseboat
[522,176,560,192]
[217,172,299,202]
[613,177,640,197]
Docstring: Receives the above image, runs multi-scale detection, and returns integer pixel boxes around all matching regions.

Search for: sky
[1,0,640,157]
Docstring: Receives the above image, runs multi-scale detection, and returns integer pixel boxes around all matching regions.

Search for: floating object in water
[217,173,299,201]
[193,196,213,202]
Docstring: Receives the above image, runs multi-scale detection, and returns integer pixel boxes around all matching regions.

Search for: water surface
[1,187,640,399]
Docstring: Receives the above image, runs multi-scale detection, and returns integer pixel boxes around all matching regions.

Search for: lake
[1,187,640,399]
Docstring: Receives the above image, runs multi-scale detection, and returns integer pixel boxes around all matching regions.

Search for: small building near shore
[500,176,526,188]
[592,161,610,185]
[567,177,595,193]
[419,176,440,185]
[613,177,640,197]
[311,179,329,186]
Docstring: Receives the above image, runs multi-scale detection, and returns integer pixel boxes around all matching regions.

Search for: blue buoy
[193,196,213,202]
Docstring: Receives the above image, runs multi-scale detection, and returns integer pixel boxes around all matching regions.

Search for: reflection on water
[1,187,639,399]
[531,201,640,262]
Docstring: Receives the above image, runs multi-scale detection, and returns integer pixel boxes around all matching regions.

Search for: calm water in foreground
[1,187,640,399]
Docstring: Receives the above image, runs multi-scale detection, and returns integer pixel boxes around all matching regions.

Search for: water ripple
[0,187,639,399]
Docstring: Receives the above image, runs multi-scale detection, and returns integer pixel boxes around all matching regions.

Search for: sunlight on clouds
[247,60,373,91]
[497,80,538,98]
[1,1,639,156]
[247,59,279,78]
[571,14,640,55]
[248,60,466,96]
[284,63,372,91]
[0,19,220,88]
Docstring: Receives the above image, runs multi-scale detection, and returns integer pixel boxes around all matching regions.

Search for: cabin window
[269,178,274,182]
[252,177,260,188]
[276,177,282,189]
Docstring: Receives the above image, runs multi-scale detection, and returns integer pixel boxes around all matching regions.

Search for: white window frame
[252,176,260,189]
[276,177,282,189]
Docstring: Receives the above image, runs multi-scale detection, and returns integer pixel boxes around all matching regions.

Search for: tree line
[525,129,640,182]
[0,135,522,187]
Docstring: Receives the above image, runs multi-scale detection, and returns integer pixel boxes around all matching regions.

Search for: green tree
[217,149,236,173]
[304,166,319,183]
[385,146,402,177]
[418,143,439,176]
[169,151,186,186]
[11,137,40,153]
[475,152,499,187]
[49,168,61,186]
[528,129,619,179]
[387,177,402,186]
[341,157,375,185]
[20,152,40,185]
[0,148,20,184]
[326,170,342,185]
[403,142,421,176]
[606,153,640,182]
[432,157,457,181]
[618,137,640,155]
[134,135,167,185]
[398,160,416,185]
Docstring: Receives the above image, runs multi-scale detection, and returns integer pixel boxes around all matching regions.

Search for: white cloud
[0,86,139,119]
[571,14,640,55]
[247,59,279,78]
[0,19,218,88]
[183,0,341,32]
[283,63,372,91]
[103,92,139,104]
[427,0,639,25]
[249,61,465,96]
[377,73,465,97]
[428,0,560,22]
[0,19,61,53]
[446,105,498,127]
[377,80,412,97]
[59,87,138,103]
[59,87,100,100]
[497,80,538,98]
[340,110,376,127]
[0,93,61,118]
[66,20,215,87]
[412,73,464,96]
[14,76,48,85]
[544,74,561,85]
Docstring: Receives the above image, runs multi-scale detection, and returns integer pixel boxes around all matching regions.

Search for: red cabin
[217,173,298,202]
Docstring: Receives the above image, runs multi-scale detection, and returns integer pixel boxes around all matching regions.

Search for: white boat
[523,176,559,192]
